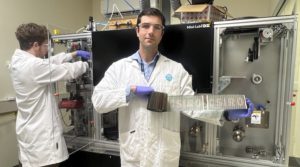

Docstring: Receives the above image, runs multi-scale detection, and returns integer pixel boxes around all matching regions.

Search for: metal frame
[191,15,297,167]
[51,32,121,155]
[52,32,91,41]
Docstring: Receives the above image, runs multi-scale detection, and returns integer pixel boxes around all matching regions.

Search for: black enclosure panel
[92,23,213,93]
[159,23,213,93]
[92,29,138,86]
[61,150,120,167]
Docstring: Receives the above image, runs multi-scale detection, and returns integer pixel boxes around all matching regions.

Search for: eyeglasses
[42,43,48,48]
[138,23,164,31]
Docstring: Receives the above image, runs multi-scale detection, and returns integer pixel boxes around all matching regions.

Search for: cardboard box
[175,4,230,23]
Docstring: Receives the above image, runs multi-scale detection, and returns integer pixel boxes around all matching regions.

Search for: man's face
[136,15,164,50]
[33,41,48,58]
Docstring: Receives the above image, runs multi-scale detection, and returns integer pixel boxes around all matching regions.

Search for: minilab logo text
[186,23,210,29]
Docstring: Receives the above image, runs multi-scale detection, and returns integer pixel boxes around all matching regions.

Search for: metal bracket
[217,76,231,93]
[217,76,247,93]
[273,145,285,163]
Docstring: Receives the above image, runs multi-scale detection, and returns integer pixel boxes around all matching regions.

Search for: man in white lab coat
[92,8,253,167]
[9,23,90,167]
[92,8,193,167]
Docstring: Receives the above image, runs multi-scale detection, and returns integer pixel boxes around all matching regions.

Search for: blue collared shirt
[130,51,159,81]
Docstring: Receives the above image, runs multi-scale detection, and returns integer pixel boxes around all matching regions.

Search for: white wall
[93,0,104,23]
[0,0,93,166]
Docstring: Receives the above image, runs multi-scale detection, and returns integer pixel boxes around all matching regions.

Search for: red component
[290,101,296,106]
[59,99,83,109]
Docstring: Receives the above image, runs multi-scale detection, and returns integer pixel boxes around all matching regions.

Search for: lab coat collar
[126,51,170,84]
[130,51,160,64]
[128,51,170,62]
[14,49,33,57]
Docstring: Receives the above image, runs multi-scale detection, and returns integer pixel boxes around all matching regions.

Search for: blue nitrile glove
[76,50,90,60]
[224,98,255,121]
[135,86,154,96]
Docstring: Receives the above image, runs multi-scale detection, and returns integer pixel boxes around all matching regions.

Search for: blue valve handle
[224,98,255,121]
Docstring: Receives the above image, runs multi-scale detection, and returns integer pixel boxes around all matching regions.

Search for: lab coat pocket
[119,130,141,162]
[160,128,181,165]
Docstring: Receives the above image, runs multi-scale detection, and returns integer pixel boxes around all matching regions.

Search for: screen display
[92,23,213,93]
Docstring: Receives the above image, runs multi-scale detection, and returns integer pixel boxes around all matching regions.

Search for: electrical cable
[275,0,287,16]
[75,27,86,34]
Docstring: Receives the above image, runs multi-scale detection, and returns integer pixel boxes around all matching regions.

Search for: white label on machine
[251,110,262,124]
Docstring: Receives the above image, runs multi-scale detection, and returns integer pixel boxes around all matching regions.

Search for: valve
[252,73,263,85]
[232,125,245,142]
[286,101,296,107]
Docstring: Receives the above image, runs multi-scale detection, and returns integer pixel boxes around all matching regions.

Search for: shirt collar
[130,51,159,64]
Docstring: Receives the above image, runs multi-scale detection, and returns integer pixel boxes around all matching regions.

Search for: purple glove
[76,50,90,60]
[135,86,154,96]
[224,98,255,121]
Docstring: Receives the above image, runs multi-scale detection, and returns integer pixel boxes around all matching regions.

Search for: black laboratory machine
[51,15,297,167]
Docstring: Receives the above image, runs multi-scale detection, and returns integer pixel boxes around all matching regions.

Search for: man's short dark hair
[136,8,166,27]
[15,23,48,50]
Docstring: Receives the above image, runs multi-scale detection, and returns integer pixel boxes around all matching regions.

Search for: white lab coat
[9,49,89,167]
[92,54,195,167]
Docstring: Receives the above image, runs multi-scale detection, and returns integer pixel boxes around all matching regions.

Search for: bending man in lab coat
[92,8,253,167]
[9,23,90,167]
